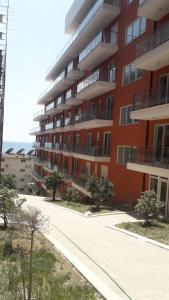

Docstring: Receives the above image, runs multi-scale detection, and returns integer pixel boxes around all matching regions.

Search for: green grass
[47,200,119,214]
[117,221,169,245]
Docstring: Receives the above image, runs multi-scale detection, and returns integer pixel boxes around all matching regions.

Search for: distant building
[1,148,35,194]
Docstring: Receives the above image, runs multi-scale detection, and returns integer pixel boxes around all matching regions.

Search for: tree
[0,187,24,229]
[135,190,164,225]
[0,174,17,190]
[65,187,81,204]
[18,206,48,300]
[45,171,64,201]
[86,176,114,210]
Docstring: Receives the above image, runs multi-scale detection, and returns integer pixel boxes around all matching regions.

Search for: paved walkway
[22,195,169,300]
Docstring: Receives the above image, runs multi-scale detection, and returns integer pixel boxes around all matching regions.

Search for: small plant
[3,240,14,256]
[65,187,81,204]
[135,190,164,225]
[0,174,17,190]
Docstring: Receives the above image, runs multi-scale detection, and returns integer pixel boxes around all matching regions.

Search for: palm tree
[45,171,64,201]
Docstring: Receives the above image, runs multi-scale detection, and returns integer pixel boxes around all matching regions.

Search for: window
[120,105,137,125]
[20,178,24,182]
[125,17,146,45]
[19,188,24,192]
[117,146,136,165]
[123,64,143,85]
[20,169,25,172]
[108,63,116,83]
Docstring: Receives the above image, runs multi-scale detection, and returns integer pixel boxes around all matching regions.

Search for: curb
[43,200,128,218]
[107,225,169,251]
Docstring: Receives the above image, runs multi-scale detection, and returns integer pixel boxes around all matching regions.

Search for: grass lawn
[117,221,169,246]
[46,199,126,214]
[0,227,103,300]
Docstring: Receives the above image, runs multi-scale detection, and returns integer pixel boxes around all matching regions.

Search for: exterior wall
[1,155,34,194]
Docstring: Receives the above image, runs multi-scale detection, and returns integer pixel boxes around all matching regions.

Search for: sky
[3,0,73,143]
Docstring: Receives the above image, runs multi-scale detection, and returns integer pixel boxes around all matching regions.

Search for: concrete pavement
[22,195,169,300]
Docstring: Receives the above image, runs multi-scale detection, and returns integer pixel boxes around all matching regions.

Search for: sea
[2,141,33,154]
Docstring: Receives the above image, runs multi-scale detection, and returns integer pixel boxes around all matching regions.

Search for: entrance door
[159,75,169,104]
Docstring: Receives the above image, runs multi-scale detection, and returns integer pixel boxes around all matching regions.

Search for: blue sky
[4,0,73,142]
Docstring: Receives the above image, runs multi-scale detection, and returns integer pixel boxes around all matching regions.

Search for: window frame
[119,105,138,126]
[125,17,146,45]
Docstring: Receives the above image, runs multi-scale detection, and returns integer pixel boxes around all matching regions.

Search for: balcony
[73,109,113,130]
[63,144,73,155]
[73,144,110,162]
[133,21,169,71]
[30,127,45,136]
[67,61,84,80]
[78,31,118,71]
[46,0,121,80]
[33,109,48,122]
[65,89,82,106]
[127,147,169,178]
[33,142,41,149]
[131,87,169,120]
[77,69,115,100]
[32,170,43,182]
[138,0,169,21]
[34,158,44,165]
[43,161,59,173]
[57,96,71,112]
[45,122,54,133]
[38,71,74,105]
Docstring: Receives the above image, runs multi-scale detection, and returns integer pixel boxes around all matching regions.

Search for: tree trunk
[28,231,34,300]
[52,185,56,201]
[20,250,26,300]
[3,212,8,229]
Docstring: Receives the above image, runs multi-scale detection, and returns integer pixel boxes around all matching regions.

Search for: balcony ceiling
[47,3,120,80]
[33,114,48,122]
[78,43,118,71]
[138,0,169,21]
[66,97,83,106]
[133,39,169,71]
[77,81,116,100]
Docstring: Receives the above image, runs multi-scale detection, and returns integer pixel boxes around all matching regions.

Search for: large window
[125,17,146,45]
[123,64,143,86]
[117,146,136,165]
[120,105,137,125]
[108,63,116,83]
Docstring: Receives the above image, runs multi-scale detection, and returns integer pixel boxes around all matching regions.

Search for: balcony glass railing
[45,123,53,131]
[129,147,169,169]
[136,21,169,58]
[32,170,43,179]
[47,0,120,77]
[52,143,63,151]
[79,30,118,63]
[33,109,44,119]
[44,142,53,149]
[65,89,73,100]
[133,86,169,110]
[77,69,100,93]
[33,142,41,148]
[30,127,41,134]
[63,144,73,152]
[74,144,110,157]
[75,109,112,123]
[46,101,55,112]
[67,61,74,73]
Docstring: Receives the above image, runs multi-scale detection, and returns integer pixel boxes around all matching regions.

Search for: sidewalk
[23,195,169,300]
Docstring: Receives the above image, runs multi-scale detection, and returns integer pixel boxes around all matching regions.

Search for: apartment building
[1,153,34,194]
[31,0,169,215]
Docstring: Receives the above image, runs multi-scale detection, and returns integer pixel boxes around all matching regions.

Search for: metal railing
[32,170,43,179]
[30,127,41,134]
[129,147,169,169]
[74,144,110,157]
[44,142,53,149]
[136,21,169,58]
[63,144,73,152]
[46,101,55,112]
[74,109,112,123]
[133,86,169,110]
[46,0,120,78]
[52,143,63,151]
[45,123,53,131]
